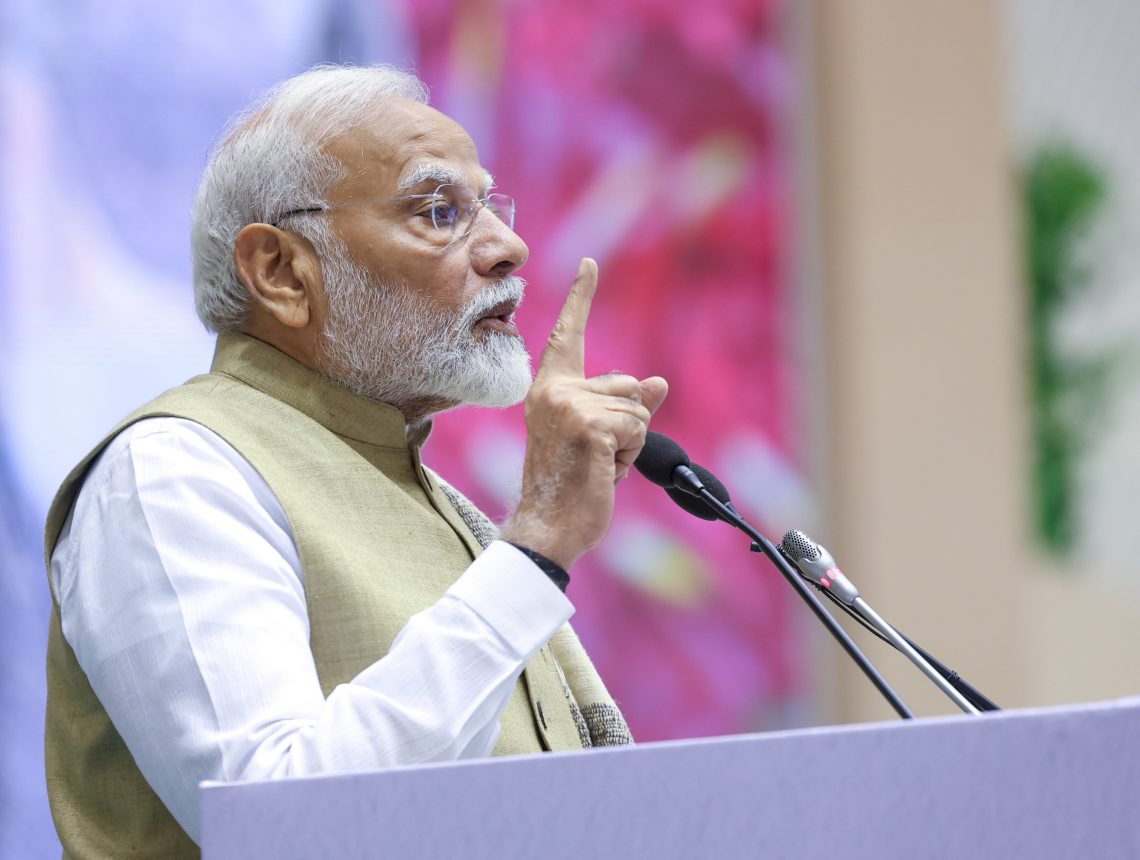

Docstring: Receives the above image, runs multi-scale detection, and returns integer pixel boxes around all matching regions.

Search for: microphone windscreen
[665,463,731,521]
[665,485,718,520]
[634,430,690,487]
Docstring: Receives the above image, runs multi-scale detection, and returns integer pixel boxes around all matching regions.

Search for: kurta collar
[210,334,427,450]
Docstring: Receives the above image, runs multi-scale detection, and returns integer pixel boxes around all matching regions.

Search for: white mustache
[457,277,527,330]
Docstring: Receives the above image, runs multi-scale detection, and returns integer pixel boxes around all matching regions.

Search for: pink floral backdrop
[414,0,811,741]
[1,0,810,853]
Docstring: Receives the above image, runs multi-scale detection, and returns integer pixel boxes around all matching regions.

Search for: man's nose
[469,208,529,278]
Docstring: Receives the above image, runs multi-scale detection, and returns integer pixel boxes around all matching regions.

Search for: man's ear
[233,224,322,329]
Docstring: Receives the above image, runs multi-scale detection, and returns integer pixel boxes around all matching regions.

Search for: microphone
[633,430,690,486]
[781,530,984,715]
[635,432,914,720]
[665,464,732,522]
[778,530,860,606]
[634,431,705,497]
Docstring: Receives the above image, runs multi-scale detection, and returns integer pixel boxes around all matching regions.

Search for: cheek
[338,220,473,308]
[409,258,476,311]
[339,220,425,284]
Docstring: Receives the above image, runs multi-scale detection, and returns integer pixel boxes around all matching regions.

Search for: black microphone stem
[694,488,915,721]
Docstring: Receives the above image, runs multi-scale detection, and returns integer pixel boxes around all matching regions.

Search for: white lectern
[200,697,1140,858]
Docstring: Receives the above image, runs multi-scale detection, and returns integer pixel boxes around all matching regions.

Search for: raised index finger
[538,257,597,378]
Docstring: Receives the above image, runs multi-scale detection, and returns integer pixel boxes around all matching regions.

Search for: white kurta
[50,416,573,843]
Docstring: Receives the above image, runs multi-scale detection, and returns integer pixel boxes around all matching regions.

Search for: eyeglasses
[272,183,516,243]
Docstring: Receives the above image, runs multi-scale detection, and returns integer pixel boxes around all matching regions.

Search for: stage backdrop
[0,1,811,854]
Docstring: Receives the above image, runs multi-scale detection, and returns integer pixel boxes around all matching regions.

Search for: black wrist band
[506,542,570,593]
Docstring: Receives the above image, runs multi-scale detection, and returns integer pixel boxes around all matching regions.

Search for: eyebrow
[398,163,496,193]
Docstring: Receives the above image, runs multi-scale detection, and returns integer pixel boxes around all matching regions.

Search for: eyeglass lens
[431,184,515,234]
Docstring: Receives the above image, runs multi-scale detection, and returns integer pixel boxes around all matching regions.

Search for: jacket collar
[210,334,429,450]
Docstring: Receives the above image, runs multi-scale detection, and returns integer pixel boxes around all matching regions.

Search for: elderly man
[44,65,667,857]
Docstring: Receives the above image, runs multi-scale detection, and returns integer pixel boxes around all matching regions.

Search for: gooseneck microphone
[665,464,733,522]
[635,432,915,720]
[781,530,998,713]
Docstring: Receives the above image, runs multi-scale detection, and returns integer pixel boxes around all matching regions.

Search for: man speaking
[44,64,667,857]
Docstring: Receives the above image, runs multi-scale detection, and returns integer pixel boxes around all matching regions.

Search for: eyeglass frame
[270,183,516,241]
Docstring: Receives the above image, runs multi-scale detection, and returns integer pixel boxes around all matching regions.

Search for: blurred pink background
[0,1,809,853]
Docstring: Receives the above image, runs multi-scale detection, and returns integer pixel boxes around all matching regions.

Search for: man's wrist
[498,517,578,571]
[505,542,570,593]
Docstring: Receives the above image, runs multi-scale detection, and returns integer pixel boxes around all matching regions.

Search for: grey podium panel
[201,697,1140,859]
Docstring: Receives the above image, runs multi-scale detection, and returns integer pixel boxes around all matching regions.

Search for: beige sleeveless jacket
[43,334,588,858]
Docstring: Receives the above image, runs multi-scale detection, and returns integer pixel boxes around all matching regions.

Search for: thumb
[639,376,669,416]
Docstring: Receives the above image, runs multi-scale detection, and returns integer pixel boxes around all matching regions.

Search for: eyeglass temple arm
[271,206,327,226]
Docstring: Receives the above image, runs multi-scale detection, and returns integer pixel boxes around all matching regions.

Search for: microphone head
[634,430,691,488]
[780,529,857,603]
[781,529,821,562]
[665,463,731,521]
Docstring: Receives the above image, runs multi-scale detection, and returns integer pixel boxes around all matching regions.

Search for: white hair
[190,64,429,333]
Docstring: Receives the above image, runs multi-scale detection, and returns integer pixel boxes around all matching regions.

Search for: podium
[200,697,1140,858]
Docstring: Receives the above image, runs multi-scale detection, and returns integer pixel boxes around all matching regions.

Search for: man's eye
[427,203,459,226]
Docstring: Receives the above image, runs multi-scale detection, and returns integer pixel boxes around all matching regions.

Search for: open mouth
[475,299,520,334]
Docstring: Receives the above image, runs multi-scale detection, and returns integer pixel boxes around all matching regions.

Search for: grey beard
[310,229,533,413]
